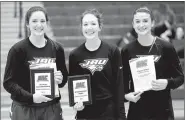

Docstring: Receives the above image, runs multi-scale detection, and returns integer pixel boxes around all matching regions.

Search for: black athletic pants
[10,101,63,120]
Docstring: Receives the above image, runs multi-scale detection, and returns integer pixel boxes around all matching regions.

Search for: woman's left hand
[54,71,63,84]
[151,79,168,91]
[73,101,84,111]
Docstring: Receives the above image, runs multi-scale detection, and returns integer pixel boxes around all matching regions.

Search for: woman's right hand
[73,101,84,111]
[33,93,52,103]
[125,91,143,103]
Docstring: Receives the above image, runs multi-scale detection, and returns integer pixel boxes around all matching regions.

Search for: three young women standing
[4,4,183,120]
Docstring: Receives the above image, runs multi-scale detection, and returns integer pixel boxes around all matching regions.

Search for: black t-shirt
[3,37,68,106]
[69,41,126,119]
[121,37,184,119]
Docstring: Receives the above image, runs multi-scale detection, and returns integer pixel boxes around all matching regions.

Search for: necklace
[148,37,156,54]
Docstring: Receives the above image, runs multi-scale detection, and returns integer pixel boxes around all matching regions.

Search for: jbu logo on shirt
[28,57,56,68]
[28,58,56,64]
[79,58,108,75]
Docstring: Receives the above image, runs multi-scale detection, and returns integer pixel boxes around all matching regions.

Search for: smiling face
[27,11,47,36]
[133,12,154,36]
[82,13,101,40]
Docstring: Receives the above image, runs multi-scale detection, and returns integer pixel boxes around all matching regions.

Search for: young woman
[3,6,68,120]
[69,8,126,120]
[121,7,184,120]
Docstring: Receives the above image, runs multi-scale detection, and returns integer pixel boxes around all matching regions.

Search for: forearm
[3,80,33,103]
[166,76,184,89]
[115,74,126,120]
[58,67,68,88]
[3,48,33,103]
[166,46,184,89]
[116,86,127,120]
[56,47,69,88]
